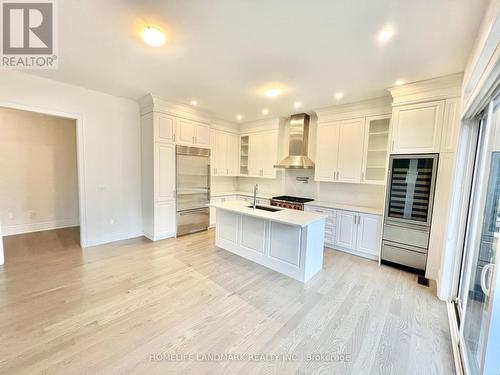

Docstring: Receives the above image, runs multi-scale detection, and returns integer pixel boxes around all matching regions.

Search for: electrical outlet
[28,211,36,218]
[109,219,115,225]
[7,212,13,220]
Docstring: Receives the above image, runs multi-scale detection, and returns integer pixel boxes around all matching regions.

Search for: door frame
[0,101,87,248]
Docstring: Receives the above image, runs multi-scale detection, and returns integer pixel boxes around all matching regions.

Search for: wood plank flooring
[0,227,455,374]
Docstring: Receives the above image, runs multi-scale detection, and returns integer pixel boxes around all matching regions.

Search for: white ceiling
[28,0,488,122]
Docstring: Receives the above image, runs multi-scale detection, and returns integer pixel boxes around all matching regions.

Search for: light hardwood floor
[0,227,455,375]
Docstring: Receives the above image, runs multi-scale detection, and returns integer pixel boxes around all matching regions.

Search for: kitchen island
[210,200,327,282]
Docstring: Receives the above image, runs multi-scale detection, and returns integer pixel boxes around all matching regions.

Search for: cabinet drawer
[383,224,429,250]
[381,241,427,270]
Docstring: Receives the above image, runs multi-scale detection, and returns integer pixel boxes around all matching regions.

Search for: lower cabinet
[306,205,382,260]
[154,201,176,240]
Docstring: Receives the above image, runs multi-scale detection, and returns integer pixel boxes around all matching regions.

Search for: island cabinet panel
[217,211,239,244]
[240,215,267,254]
[269,222,301,267]
[212,203,326,282]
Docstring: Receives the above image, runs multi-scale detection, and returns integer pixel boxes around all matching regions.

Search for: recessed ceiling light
[377,26,395,45]
[395,79,405,86]
[140,26,166,47]
[265,88,281,98]
[236,114,243,121]
[262,108,269,115]
[294,101,302,109]
[335,92,344,100]
[190,100,198,106]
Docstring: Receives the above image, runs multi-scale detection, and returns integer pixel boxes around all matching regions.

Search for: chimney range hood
[274,113,315,169]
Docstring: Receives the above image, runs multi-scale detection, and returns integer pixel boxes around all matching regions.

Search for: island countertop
[210,200,327,227]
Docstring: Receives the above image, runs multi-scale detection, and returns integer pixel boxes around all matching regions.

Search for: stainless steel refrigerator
[176,145,210,236]
[381,154,439,274]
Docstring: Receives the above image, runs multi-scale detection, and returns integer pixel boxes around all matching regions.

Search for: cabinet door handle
[173,133,176,142]
[391,140,394,151]
[226,168,228,175]
[361,172,364,181]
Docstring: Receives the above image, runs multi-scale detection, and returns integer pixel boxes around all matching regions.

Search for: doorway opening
[0,106,84,261]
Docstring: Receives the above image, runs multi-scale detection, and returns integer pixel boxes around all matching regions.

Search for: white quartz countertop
[210,191,383,215]
[210,200,327,227]
[211,191,274,199]
[305,201,384,215]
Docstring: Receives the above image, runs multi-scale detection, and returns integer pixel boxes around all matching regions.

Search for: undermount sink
[247,205,282,212]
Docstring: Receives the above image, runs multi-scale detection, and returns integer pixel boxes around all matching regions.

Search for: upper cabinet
[240,130,278,178]
[390,100,445,154]
[211,129,239,176]
[388,74,463,155]
[337,118,365,183]
[154,113,175,143]
[315,122,339,182]
[362,115,391,184]
[315,97,392,185]
[175,118,210,147]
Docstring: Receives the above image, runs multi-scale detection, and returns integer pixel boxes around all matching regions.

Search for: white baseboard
[85,230,144,248]
[2,219,79,236]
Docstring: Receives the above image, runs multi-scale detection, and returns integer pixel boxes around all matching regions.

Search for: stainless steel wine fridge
[381,154,439,274]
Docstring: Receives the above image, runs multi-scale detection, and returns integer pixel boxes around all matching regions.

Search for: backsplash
[236,169,385,209]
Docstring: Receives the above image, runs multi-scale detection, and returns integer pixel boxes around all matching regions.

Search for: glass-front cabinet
[362,115,391,184]
[239,135,248,175]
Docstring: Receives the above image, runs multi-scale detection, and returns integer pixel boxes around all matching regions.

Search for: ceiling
[28,0,488,122]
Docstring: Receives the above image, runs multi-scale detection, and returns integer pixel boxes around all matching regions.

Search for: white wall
[0,71,142,247]
[0,108,79,235]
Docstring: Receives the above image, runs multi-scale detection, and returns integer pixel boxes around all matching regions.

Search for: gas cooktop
[271,196,314,203]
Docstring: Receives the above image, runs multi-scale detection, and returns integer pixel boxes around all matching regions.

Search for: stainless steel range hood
[274,113,315,169]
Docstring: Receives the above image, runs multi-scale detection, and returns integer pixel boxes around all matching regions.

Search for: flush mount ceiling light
[141,26,166,47]
[335,92,344,100]
[377,26,395,45]
[262,108,269,115]
[395,79,405,86]
[265,88,281,98]
[190,100,198,106]
[236,114,243,121]
[294,101,302,109]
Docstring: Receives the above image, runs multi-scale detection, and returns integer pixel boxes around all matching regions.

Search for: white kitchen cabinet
[154,143,175,201]
[154,113,175,143]
[241,130,278,178]
[337,118,365,183]
[362,115,391,184]
[304,206,336,247]
[307,204,382,260]
[440,98,460,153]
[227,133,239,175]
[335,211,358,249]
[211,130,239,176]
[175,118,210,147]
[141,112,177,241]
[155,201,176,239]
[390,100,445,154]
[356,213,382,256]
[315,122,339,182]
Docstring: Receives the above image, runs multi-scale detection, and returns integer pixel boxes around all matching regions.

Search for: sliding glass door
[458,98,500,375]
